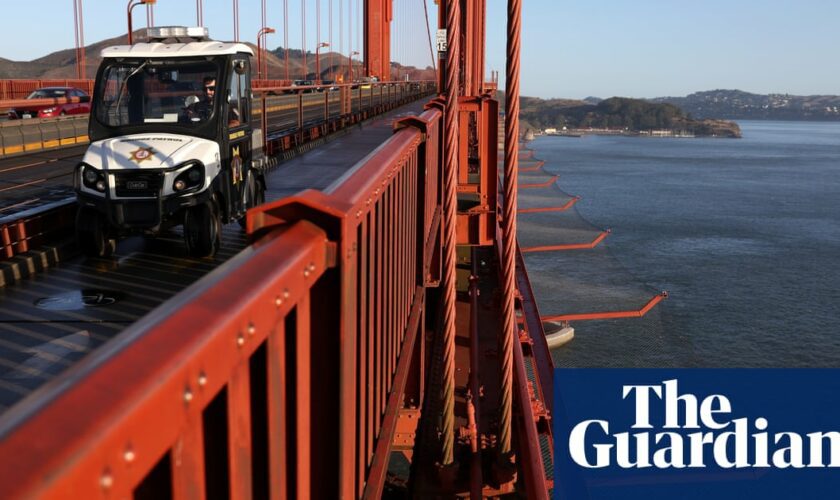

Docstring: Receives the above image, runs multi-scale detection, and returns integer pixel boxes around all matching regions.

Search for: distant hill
[0,32,135,79]
[513,95,741,138]
[651,89,840,121]
[0,32,434,81]
[266,47,435,81]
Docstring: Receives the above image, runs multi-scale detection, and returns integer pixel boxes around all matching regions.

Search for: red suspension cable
[302,0,307,78]
[329,0,334,80]
[499,0,523,461]
[73,0,85,79]
[440,0,461,468]
[348,0,353,79]
[285,0,290,81]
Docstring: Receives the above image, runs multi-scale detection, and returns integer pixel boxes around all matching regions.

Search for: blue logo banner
[553,369,840,500]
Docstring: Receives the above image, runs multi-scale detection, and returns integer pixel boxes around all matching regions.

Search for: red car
[7,87,91,119]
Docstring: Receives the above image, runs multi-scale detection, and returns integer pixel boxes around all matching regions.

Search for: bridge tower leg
[364,0,392,81]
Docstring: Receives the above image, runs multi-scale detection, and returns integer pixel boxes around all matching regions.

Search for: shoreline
[538,129,701,139]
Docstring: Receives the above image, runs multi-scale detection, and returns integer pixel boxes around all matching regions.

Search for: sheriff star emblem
[129,147,155,163]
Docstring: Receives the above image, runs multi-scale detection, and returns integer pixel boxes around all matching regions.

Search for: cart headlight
[84,168,99,184]
[81,164,106,192]
[173,162,204,194]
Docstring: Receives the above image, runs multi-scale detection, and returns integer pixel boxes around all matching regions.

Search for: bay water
[531,121,840,367]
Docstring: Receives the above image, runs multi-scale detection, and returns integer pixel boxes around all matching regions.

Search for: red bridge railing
[0,79,95,100]
[0,107,443,498]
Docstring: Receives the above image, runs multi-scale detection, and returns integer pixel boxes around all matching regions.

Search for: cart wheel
[238,173,265,229]
[184,199,221,257]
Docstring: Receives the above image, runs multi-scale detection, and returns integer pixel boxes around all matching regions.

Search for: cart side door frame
[220,55,253,221]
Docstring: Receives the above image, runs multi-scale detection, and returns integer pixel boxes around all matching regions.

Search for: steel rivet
[237,334,245,347]
[100,471,113,489]
[283,289,290,299]
[184,387,194,402]
[304,268,310,278]
[275,296,283,307]
[309,263,316,272]
[123,448,136,463]
[248,323,256,336]
[198,372,207,387]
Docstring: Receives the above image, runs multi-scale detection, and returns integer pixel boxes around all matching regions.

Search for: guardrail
[0,198,76,260]
[0,114,90,157]
[0,79,94,100]
[0,106,443,498]
[0,80,435,159]
[253,81,435,152]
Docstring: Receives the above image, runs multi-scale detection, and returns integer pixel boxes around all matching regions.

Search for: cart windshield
[95,59,220,130]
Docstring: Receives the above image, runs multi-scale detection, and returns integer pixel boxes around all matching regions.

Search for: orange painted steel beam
[521,229,609,254]
[518,196,580,214]
[541,292,669,322]
[514,248,554,413]
[513,326,550,499]
[519,174,558,189]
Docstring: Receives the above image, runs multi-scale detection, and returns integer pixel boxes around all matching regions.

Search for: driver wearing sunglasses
[185,76,216,121]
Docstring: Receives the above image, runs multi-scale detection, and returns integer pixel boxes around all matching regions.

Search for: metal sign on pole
[436,28,447,52]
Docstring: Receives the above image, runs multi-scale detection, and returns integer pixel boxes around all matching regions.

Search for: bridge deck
[0,100,426,413]
[0,145,84,216]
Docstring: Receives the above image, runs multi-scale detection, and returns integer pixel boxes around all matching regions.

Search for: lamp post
[127,0,156,45]
[315,42,329,83]
[348,50,359,82]
[257,27,276,80]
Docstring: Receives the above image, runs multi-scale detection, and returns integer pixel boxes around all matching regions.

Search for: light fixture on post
[349,50,359,82]
[127,0,156,45]
[257,27,276,80]
[315,42,329,83]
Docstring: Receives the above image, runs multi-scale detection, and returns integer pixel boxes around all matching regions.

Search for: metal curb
[0,238,78,288]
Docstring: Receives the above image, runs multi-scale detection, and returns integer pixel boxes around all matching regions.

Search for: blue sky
[2,1,839,99]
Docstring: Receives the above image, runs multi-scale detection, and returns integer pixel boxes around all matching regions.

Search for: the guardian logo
[569,379,840,469]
